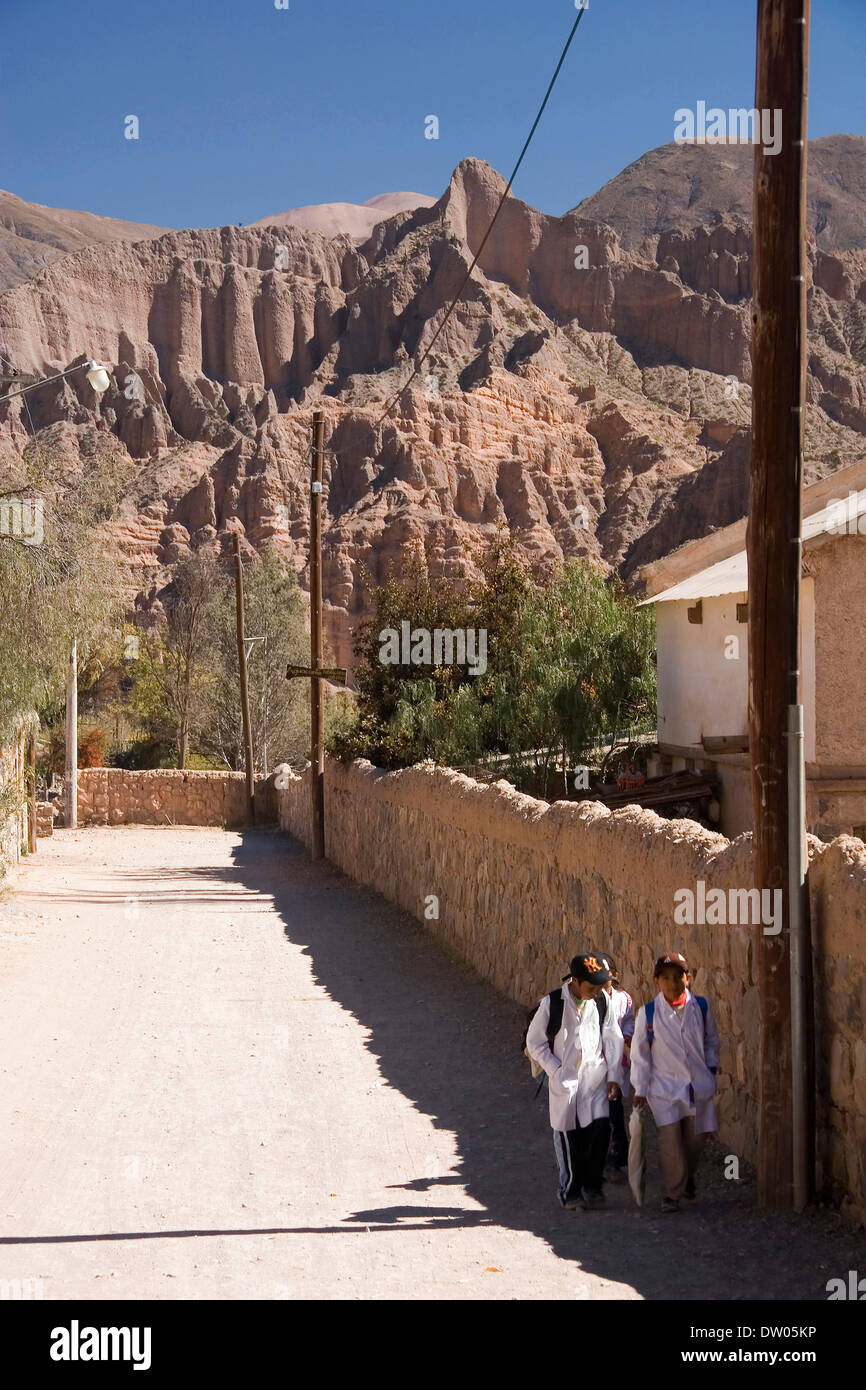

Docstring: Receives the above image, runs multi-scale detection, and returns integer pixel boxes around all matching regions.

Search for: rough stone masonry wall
[75,768,275,828]
[277,758,866,1224]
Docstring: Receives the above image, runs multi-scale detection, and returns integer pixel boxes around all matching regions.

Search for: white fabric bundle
[628,1105,647,1206]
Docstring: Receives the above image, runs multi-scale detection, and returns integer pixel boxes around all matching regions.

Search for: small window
[736,601,748,623]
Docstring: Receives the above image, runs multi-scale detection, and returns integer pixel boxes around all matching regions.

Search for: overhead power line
[373,6,590,429]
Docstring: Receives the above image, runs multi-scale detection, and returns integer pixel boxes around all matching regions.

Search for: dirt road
[0,826,862,1301]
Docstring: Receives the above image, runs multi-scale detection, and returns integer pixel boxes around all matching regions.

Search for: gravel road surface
[0,826,863,1301]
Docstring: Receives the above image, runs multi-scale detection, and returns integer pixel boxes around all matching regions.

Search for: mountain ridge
[573,135,866,252]
[1,145,863,673]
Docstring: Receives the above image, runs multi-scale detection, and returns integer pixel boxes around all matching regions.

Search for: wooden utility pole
[748,0,812,1209]
[284,416,347,857]
[65,641,77,829]
[310,411,325,859]
[26,728,36,854]
[233,533,256,824]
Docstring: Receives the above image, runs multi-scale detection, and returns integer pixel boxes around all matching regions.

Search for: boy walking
[599,955,634,1181]
[526,953,623,1211]
[630,950,721,1213]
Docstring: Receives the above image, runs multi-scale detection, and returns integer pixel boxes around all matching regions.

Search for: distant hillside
[0,189,438,292]
[573,135,866,252]
[0,190,169,292]
[251,192,436,241]
[1,147,863,674]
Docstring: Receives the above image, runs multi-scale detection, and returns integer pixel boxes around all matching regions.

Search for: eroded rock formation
[1,145,864,672]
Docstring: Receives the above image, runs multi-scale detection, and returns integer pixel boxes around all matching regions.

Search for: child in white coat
[526,953,624,1211]
[630,950,720,1213]
[599,954,634,1182]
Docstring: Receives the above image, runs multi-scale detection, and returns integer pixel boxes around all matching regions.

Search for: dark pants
[608,1094,629,1167]
[554,1117,611,1203]
[657,1117,709,1200]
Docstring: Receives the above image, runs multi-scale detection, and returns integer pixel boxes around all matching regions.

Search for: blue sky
[1,0,864,228]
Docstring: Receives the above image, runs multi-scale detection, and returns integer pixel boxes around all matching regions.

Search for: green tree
[330,543,483,768]
[127,551,219,768]
[491,564,656,798]
[0,428,131,741]
[201,545,308,772]
[331,536,656,798]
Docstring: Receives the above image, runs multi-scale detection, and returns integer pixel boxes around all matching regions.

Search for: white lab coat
[526,985,623,1132]
[629,989,721,1133]
[607,985,634,1096]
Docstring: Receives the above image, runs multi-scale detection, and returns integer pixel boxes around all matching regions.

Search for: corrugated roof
[642,487,866,605]
[639,551,748,604]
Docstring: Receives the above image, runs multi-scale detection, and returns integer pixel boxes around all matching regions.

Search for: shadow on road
[210,830,865,1301]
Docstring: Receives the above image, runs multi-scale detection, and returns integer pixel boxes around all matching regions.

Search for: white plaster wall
[657,585,817,761]
[656,594,750,747]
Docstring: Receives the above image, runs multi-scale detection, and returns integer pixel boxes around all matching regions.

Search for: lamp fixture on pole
[0,358,111,405]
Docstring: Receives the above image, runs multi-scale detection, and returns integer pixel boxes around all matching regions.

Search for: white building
[638,458,866,840]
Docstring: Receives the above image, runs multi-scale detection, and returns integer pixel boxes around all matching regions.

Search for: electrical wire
[372,6,589,429]
[4,8,589,525]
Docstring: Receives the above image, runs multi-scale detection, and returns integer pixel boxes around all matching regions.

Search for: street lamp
[85,361,111,393]
[0,357,112,405]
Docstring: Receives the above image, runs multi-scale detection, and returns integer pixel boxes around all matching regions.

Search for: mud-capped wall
[74,768,275,827]
[277,758,866,1224]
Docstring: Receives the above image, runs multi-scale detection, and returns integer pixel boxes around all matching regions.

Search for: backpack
[644,994,708,1045]
[523,988,608,1092]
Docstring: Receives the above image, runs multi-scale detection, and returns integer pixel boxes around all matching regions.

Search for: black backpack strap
[546,989,564,1048]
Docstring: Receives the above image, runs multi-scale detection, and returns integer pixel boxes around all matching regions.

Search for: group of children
[525,948,720,1213]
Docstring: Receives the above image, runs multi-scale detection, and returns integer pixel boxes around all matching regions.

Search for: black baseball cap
[567,953,611,985]
[654,950,689,978]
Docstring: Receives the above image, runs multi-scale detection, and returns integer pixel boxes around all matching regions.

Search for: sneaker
[581,1189,607,1210]
[661,1197,681,1214]
[604,1163,627,1184]
[684,1176,696,1200]
[562,1197,583,1210]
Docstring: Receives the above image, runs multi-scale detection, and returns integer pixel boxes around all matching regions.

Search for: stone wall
[74,768,276,828]
[808,535,866,765]
[809,836,866,1223]
[277,758,866,1223]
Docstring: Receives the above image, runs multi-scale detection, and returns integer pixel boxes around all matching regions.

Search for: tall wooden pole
[233,534,256,824]
[26,728,36,854]
[748,0,812,1208]
[65,641,77,829]
[310,411,325,860]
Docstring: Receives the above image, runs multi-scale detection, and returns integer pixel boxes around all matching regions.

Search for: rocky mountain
[0,190,169,293]
[252,192,436,241]
[0,188,437,294]
[574,135,866,253]
[1,144,864,673]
